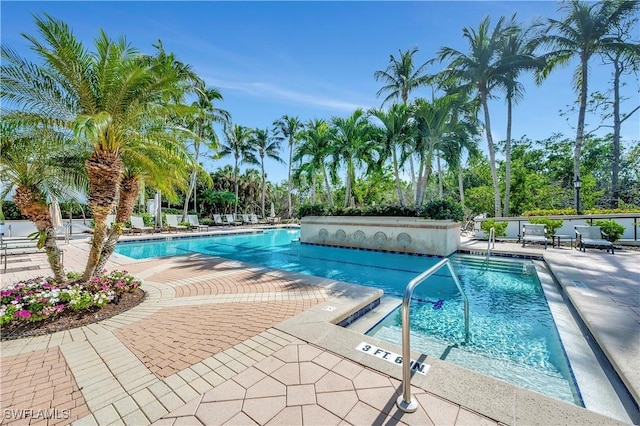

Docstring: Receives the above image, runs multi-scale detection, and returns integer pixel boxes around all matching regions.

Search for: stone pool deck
[1,228,638,425]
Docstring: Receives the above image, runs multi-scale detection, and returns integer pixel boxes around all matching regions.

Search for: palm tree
[294,119,336,208]
[533,0,638,211]
[181,81,230,220]
[0,120,87,282]
[219,124,258,216]
[368,103,413,208]
[438,15,518,217]
[250,128,285,217]
[1,15,190,280]
[273,115,303,218]
[374,47,430,192]
[331,109,379,208]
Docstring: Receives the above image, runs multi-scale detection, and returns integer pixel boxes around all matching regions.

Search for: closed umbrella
[50,197,63,228]
[270,202,275,219]
[155,191,162,229]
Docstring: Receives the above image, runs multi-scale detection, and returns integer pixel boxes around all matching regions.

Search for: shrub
[480,219,508,237]
[361,205,416,217]
[200,218,214,226]
[1,201,28,220]
[419,199,464,222]
[298,204,327,217]
[529,217,563,236]
[593,220,625,242]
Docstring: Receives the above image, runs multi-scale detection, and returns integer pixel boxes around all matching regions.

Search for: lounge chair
[249,213,260,225]
[166,215,188,233]
[241,214,252,225]
[213,214,225,226]
[188,214,209,231]
[575,225,615,254]
[225,214,241,226]
[522,223,547,249]
[130,216,154,234]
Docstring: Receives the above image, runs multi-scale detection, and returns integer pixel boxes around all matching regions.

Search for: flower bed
[1,270,142,327]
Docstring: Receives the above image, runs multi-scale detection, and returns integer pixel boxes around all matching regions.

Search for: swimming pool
[115,229,581,404]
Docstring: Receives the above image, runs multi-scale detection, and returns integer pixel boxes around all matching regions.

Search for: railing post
[396,258,469,413]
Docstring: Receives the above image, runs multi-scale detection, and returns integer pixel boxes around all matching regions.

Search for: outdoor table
[552,234,573,249]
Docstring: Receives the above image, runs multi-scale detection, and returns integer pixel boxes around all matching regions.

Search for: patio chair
[249,213,260,225]
[575,225,615,254]
[188,214,209,231]
[522,223,547,249]
[241,214,252,225]
[130,216,154,234]
[225,214,241,226]
[213,214,225,226]
[166,215,188,233]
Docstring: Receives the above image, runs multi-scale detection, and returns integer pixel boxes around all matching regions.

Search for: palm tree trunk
[322,166,334,208]
[310,173,316,204]
[574,57,589,210]
[392,148,405,207]
[288,139,293,218]
[458,162,466,211]
[234,157,239,217]
[13,185,65,283]
[481,92,501,217]
[82,151,123,281]
[611,58,621,208]
[94,176,139,275]
[260,156,266,218]
[437,154,443,199]
[503,97,513,217]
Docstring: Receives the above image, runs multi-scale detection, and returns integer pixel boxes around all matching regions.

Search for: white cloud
[204,77,372,112]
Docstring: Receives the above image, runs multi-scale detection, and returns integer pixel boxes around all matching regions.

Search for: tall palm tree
[250,128,285,217]
[273,115,303,218]
[1,15,189,280]
[533,0,638,211]
[294,119,336,208]
[368,103,413,208]
[374,48,431,192]
[0,120,87,282]
[182,81,230,220]
[331,109,378,208]
[219,124,258,216]
[438,15,517,217]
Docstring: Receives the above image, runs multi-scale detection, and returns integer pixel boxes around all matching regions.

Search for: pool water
[115,229,581,405]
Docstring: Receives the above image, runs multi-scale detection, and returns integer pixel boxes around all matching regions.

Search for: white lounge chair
[522,223,547,249]
[188,214,209,231]
[213,214,225,226]
[225,214,241,226]
[130,216,154,234]
[249,214,260,225]
[575,225,615,254]
[241,214,252,225]
[166,215,188,233]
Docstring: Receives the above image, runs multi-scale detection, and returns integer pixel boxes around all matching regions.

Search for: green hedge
[297,200,463,222]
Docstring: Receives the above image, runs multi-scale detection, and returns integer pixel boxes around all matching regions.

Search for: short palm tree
[294,119,336,208]
[368,103,414,208]
[1,15,190,280]
[0,120,87,282]
[533,0,638,210]
[219,124,258,216]
[273,115,303,218]
[250,128,285,218]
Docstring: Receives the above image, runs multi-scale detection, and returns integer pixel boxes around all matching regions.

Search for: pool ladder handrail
[396,258,470,413]
[486,226,495,261]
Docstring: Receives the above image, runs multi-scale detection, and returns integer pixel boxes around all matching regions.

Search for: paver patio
[1,229,637,425]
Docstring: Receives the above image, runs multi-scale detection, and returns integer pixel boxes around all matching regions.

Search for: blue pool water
[115,229,581,404]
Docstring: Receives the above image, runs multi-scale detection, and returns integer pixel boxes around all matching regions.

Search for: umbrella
[270,202,275,219]
[50,197,63,228]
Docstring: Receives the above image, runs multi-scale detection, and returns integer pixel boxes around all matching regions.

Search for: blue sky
[2,1,639,184]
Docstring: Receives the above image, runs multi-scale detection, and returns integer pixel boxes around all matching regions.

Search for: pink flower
[14,310,32,319]
[54,305,65,311]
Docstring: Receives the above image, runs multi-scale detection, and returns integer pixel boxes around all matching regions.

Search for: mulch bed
[1,289,145,341]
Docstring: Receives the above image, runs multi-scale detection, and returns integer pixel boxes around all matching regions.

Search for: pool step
[451,255,533,275]
[345,295,401,334]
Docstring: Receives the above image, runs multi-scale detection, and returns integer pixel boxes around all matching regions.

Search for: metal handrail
[486,227,495,261]
[396,258,470,413]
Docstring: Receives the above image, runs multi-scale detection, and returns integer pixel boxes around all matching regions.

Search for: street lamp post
[574,176,582,215]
